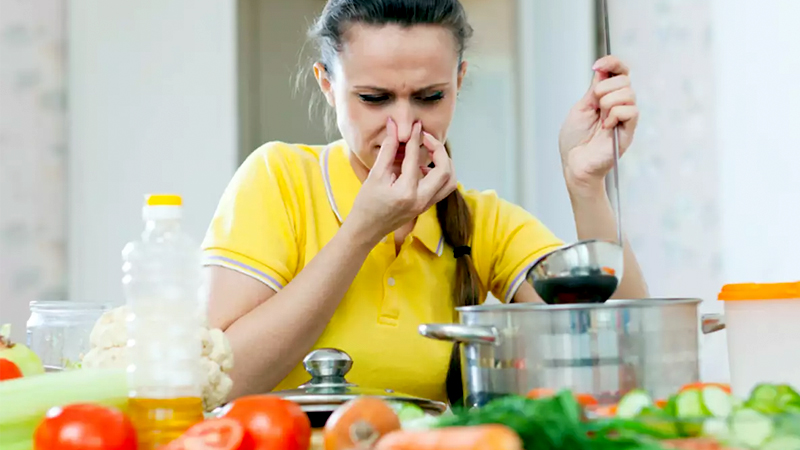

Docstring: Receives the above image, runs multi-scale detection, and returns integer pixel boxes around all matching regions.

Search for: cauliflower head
[82,305,234,411]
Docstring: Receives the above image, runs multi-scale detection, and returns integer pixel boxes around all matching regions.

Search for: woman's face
[315,23,466,179]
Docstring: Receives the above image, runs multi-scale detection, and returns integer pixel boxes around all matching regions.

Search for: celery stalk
[0,368,128,448]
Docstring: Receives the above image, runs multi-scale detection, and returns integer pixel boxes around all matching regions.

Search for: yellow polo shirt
[202,140,563,403]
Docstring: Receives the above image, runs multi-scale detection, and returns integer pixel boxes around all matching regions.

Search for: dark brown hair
[308,0,480,310]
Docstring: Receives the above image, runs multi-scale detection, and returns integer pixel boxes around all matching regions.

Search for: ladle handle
[601,0,623,246]
[608,127,622,245]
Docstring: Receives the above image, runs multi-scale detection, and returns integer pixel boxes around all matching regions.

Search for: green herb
[434,392,667,450]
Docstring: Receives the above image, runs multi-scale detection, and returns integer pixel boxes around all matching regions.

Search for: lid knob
[303,348,353,379]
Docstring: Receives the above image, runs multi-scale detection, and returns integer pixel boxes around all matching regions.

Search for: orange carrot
[324,397,400,450]
[574,393,599,406]
[661,437,728,450]
[585,403,618,417]
[525,387,555,399]
[679,382,732,394]
[374,425,523,450]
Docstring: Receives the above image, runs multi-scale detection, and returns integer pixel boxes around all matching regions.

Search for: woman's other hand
[558,55,639,197]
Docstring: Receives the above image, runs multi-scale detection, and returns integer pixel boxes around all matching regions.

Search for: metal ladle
[526,0,624,305]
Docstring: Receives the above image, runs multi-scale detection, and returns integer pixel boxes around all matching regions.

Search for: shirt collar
[320,140,444,256]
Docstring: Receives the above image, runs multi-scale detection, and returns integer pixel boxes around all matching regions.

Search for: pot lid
[272,348,447,415]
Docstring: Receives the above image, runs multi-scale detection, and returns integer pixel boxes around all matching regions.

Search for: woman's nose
[390,105,417,142]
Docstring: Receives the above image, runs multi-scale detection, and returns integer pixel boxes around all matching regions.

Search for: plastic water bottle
[122,194,204,449]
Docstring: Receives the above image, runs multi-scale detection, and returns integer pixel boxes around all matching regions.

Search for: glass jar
[26,301,111,371]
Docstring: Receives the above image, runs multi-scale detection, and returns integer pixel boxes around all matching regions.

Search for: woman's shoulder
[458,186,520,215]
[244,140,327,168]
[236,139,346,183]
[458,185,547,234]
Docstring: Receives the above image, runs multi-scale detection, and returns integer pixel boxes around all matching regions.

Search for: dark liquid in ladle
[534,274,619,304]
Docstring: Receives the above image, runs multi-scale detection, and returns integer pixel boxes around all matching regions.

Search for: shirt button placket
[379,270,400,324]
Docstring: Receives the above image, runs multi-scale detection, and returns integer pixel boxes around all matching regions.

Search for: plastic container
[26,301,110,371]
[718,282,800,398]
[122,194,205,449]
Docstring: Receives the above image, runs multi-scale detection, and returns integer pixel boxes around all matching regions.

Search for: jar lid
[718,282,800,301]
[29,301,112,312]
[270,348,447,415]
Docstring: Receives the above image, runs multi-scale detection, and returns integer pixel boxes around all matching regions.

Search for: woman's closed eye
[357,91,445,105]
[358,94,390,104]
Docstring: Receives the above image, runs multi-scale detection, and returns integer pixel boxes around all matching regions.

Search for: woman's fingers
[418,131,456,204]
[603,104,639,130]
[598,87,636,113]
[397,121,423,188]
[592,55,630,76]
[372,118,400,179]
[593,75,631,99]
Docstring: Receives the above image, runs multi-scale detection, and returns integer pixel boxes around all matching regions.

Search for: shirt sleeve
[201,143,301,292]
[471,190,564,303]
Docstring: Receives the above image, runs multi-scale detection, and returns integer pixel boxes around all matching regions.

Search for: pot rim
[457,297,702,313]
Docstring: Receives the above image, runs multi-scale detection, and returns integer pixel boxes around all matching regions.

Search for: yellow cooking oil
[128,396,204,449]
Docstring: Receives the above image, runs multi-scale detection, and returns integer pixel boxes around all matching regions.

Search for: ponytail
[436,142,480,308]
[438,142,479,406]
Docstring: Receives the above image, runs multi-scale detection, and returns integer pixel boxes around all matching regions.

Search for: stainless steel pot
[420,298,717,408]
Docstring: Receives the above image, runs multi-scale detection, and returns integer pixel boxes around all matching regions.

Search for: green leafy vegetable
[434,392,666,450]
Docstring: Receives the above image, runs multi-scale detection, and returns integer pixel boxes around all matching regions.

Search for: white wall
[448,0,520,204]
[240,0,328,156]
[67,0,239,304]
[517,0,596,243]
[0,0,68,341]
[713,0,800,284]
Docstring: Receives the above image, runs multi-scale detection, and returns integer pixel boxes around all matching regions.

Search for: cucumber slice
[663,395,679,417]
[761,435,800,450]
[772,413,800,438]
[636,406,681,439]
[748,384,781,415]
[701,417,731,442]
[776,384,800,412]
[401,414,440,431]
[676,389,705,418]
[676,389,706,437]
[701,386,734,418]
[617,389,653,418]
[388,401,426,422]
[730,408,774,449]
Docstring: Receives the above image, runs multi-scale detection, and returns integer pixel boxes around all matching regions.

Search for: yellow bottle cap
[145,194,183,207]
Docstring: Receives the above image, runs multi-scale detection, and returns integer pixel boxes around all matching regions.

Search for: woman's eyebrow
[352,82,450,92]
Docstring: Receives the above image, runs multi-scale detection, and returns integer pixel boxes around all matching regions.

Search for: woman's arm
[208,219,376,398]
[568,184,649,299]
[512,185,648,304]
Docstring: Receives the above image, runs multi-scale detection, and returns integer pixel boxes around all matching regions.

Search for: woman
[202,0,648,404]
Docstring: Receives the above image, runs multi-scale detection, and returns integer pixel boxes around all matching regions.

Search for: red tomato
[164,418,249,450]
[221,395,311,450]
[0,358,22,381]
[33,403,137,450]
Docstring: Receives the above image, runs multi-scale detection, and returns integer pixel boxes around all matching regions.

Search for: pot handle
[418,323,500,345]
[701,313,726,334]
